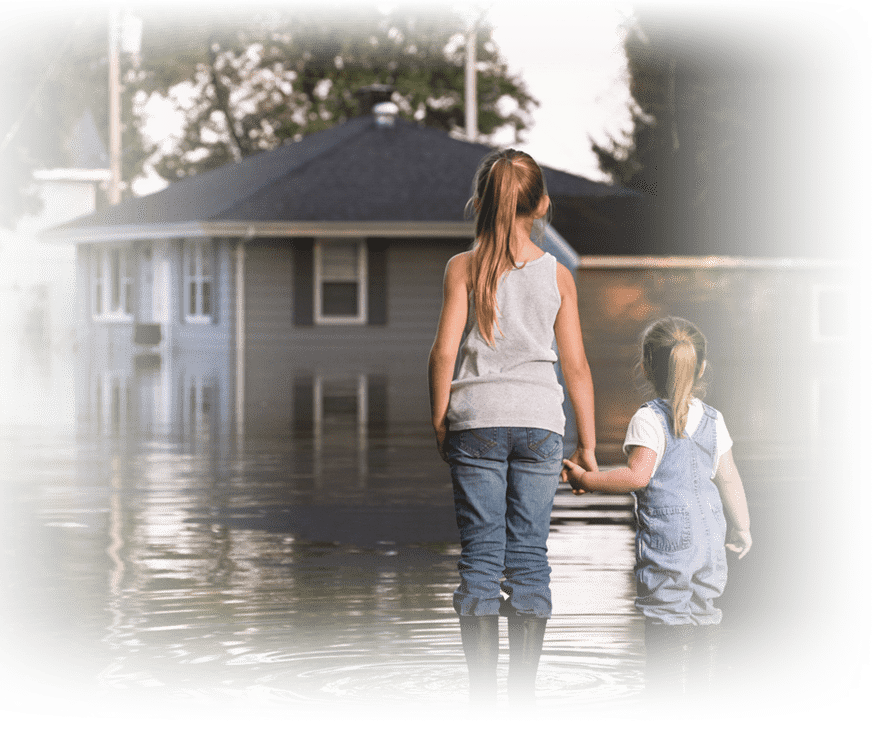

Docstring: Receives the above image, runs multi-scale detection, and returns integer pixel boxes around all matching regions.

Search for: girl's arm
[428,253,471,461]
[562,446,654,494]
[554,263,598,474]
[713,448,752,558]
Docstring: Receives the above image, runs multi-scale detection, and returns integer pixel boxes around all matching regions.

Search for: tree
[590,17,679,197]
[0,6,153,226]
[0,3,535,225]
[590,8,773,255]
[134,3,536,182]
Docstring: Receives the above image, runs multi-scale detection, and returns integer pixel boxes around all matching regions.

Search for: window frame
[313,239,368,325]
[91,244,134,321]
[183,238,214,324]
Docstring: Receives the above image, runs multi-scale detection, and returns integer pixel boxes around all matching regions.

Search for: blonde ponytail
[467,149,547,346]
[667,337,698,437]
[641,317,707,438]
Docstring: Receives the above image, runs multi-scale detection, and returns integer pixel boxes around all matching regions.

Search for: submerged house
[45,104,640,447]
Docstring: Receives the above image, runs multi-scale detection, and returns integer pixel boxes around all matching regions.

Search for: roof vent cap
[373,101,399,128]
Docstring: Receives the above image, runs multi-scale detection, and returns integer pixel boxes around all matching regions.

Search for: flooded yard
[0,422,640,708]
[0,341,868,741]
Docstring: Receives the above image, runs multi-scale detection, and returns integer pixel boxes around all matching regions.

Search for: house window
[91,246,133,319]
[314,240,367,324]
[183,239,213,323]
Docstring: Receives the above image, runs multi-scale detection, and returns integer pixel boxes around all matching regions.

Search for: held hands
[561,459,588,494]
[561,447,598,495]
[725,528,752,559]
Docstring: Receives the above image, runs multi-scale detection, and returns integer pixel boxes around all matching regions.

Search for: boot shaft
[687,623,722,694]
[644,622,695,697]
[507,615,548,705]
[459,615,499,703]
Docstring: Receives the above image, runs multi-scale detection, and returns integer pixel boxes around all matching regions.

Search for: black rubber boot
[688,624,722,697]
[459,615,499,703]
[643,622,695,698]
[507,615,548,706]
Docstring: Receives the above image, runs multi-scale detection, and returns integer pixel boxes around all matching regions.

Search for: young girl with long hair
[562,317,752,696]
[429,148,598,705]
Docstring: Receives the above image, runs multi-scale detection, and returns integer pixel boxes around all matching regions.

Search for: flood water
[0,341,641,726]
[0,341,869,742]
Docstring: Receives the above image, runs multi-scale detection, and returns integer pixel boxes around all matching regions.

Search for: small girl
[562,317,751,697]
[429,149,598,705]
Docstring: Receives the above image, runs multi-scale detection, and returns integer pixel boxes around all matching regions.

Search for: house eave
[33,168,112,183]
[575,255,851,270]
[44,220,476,244]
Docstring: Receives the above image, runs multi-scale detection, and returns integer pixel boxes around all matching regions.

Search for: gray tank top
[446,252,565,435]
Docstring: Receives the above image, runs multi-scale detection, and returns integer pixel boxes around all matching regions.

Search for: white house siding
[242,238,464,436]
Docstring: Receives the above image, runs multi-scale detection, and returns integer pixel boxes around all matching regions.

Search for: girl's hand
[434,422,449,463]
[564,446,599,474]
[561,458,589,495]
[726,528,752,559]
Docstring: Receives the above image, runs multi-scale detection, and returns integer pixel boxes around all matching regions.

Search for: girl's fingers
[726,542,751,559]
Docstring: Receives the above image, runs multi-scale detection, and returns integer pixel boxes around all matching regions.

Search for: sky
[485,1,633,180]
[133,3,632,195]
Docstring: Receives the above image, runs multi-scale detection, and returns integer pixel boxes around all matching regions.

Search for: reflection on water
[0,266,855,715]
[0,422,641,713]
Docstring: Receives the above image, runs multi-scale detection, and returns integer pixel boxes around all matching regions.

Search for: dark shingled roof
[55,114,636,233]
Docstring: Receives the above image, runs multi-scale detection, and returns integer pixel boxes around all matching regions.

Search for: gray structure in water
[44,106,640,449]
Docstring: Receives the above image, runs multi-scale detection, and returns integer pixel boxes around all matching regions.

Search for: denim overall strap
[634,399,728,625]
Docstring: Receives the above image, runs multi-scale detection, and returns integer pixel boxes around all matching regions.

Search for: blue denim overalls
[633,399,728,625]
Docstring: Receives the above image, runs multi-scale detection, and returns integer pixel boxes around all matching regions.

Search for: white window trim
[183,238,214,324]
[314,239,367,325]
[91,245,134,322]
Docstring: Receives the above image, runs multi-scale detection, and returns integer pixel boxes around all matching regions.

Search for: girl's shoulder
[553,257,575,294]
[443,250,475,296]
[446,249,474,277]
[691,397,721,419]
[448,248,475,266]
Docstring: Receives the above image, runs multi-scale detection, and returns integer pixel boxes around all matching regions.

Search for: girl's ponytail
[641,317,707,438]
[467,149,547,346]
[667,336,698,437]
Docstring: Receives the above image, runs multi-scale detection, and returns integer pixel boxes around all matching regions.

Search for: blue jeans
[447,427,563,618]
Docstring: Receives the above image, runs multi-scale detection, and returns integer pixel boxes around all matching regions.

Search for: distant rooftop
[46,113,638,245]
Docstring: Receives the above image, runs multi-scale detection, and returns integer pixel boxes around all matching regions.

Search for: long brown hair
[641,317,707,437]
[466,149,547,345]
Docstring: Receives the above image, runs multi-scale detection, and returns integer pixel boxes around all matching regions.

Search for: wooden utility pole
[107,9,141,204]
[108,6,122,205]
[465,27,477,141]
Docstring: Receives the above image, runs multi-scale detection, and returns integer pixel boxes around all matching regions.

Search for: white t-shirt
[623,398,733,480]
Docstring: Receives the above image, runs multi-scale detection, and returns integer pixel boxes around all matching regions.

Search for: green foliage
[592,17,678,195]
[0,2,535,224]
[133,2,536,182]
[591,8,766,254]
